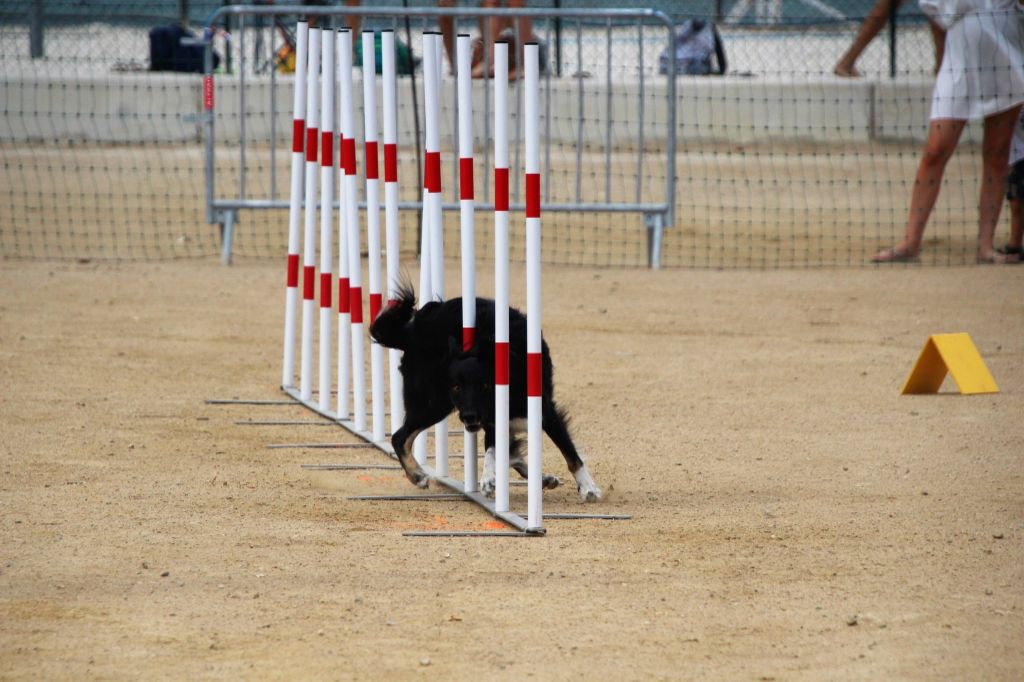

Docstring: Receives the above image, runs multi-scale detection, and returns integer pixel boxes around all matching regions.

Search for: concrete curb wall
[2,73,980,146]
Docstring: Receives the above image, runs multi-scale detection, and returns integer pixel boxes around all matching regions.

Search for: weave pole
[335,34,351,421]
[412,33,433,468]
[380,29,404,435]
[318,29,335,413]
[456,33,477,493]
[282,20,307,390]
[493,40,511,514]
[423,32,448,476]
[299,27,320,403]
[362,31,386,444]
[524,43,543,531]
[339,29,366,433]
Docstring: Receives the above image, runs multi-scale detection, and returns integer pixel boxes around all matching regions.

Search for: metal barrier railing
[197,4,677,268]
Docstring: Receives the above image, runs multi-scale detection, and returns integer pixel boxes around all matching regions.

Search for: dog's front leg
[480,446,496,497]
[391,407,453,489]
[391,425,431,489]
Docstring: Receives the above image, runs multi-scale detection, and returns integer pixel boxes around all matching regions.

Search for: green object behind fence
[354,33,419,75]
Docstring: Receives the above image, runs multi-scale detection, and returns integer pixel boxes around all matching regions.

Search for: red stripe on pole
[494,167,509,211]
[338,277,350,314]
[303,266,315,300]
[459,157,474,200]
[384,143,398,183]
[320,131,333,167]
[527,353,542,397]
[320,273,332,308]
[342,137,356,175]
[286,254,299,287]
[292,119,305,153]
[463,327,475,351]
[306,127,318,163]
[525,173,540,218]
[365,141,379,180]
[203,75,214,110]
[425,151,441,193]
[495,342,509,385]
[350,287,363,323]
[369,293,383,324]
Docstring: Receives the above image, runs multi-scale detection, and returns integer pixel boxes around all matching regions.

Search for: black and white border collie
[369,285,602,502]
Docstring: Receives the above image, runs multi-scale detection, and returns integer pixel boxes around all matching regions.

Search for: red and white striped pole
[456,33,477,492]
[299,27,320,403]
[335,36,351,421]
[282,20,307,389]
[411,35,438,467]
[362,30,386,444]
[380,29,404,435]
[493,40,511,514]
[339,29,366,433]
[524,42,543,531]
[318,29,335,413]
[423,31,447,477]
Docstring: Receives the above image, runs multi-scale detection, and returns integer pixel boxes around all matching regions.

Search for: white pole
[413,32,434,467]
[318,29,335,413]
[423,32,447,477]
[339,29,366,434]
[457,33,477,493]
[381,29,404,435]
[524,42,543,531]
[282,20,307,390]
[299,27,320,403]
[335,30,350,421]
[362,30,386,444]
[493,40,510,514]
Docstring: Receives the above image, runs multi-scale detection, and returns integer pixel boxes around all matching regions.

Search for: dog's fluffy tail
[370,281,417,350]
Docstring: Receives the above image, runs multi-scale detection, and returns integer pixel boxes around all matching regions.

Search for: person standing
[871,0,1024,264]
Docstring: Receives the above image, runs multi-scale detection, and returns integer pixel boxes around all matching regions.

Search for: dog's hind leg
[507,432,561,490]
[542,401,602,502]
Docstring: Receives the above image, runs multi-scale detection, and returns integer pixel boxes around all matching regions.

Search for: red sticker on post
[321,131,333,167]
[527,352,542,396]
[365,141,379,180]
[292,119,304,154]
[495,342,509,385]
[494,168,509,212]
[203,75,214,110]
[320,272,332,308]
[338,278,350,314]
[525,173,540,218]
[384,143,398,183]
[459,157,474,200]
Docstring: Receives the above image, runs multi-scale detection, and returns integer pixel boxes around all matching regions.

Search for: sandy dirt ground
[1,259,1022,680]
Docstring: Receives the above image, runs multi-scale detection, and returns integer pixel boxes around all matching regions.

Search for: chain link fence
[2,1,1017,267]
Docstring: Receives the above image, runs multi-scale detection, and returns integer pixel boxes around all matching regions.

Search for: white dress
[922,0,1024,120]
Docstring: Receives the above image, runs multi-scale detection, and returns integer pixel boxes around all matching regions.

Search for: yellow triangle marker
[902,333,999,395]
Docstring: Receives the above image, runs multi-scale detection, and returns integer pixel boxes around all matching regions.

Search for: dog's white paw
[578,484,603,503]
[480,476,496,498]
[573,464,602,502]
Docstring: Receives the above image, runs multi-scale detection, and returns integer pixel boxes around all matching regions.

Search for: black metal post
[554,0,562,77]
[888,0,897,78]
[29,0,44,59]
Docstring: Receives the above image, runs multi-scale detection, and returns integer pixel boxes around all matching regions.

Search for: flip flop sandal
[871,247,920,263]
